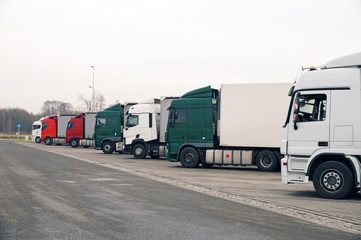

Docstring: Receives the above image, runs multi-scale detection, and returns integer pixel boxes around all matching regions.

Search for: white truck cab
[123,97,176,159]
[281,52,361,199]
[31,117,44,143]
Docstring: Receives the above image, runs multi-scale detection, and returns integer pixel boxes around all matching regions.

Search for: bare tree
[78,93,106,112]
[41,100,74,115]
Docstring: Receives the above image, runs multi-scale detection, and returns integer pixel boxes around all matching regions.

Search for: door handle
[318,142,328,147]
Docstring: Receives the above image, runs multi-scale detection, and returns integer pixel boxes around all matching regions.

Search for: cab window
[96,118,106,126]
[174,109,186,123]
[297,94,326,122]
[126,114,139,127]
[67,122,74,129]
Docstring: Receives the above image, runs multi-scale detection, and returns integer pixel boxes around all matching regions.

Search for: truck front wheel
[180,147,200,168]
[70,138,79,148]
[35,137,41,143]
[132,143,146,159]
[255,150,278,171]
[44,137,52,145]
[313,161,354,199]
[102,141,114,154]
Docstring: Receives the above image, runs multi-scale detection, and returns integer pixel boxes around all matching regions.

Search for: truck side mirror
[293,94,300,130]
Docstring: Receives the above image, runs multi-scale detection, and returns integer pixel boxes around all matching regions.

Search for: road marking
[19,143,361,235]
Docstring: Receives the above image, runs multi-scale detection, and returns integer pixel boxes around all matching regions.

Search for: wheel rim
[184,152,195,164]
[260,155,273,168]
[321,169,343,192]
[71,141,76,146]
[135,147,143,156]
[104,145,110,151]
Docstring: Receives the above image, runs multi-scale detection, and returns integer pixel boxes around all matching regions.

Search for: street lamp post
[91,66,95,111]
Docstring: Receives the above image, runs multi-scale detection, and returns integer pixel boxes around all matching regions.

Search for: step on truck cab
[66,112,97,148]
[281,52,361,199]
[166,83,292,171]
[41,114,75,145]
[32,117,44,143]
[94,103,136,154]
[123,97,177,159]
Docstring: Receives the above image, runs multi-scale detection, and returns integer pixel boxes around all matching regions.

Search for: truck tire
[70,138,79,148]
[35,137,41,143]
[44,137,52,145]
[180,147,200,168]
[132,143,146,159]
[255,150,278,171]
[313,161,354,199]
[102,141,114,154]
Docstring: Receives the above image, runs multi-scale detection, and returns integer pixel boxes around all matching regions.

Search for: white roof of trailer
[323,52,361,69]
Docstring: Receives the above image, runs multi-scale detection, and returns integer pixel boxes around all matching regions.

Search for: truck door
[287,91,330,158]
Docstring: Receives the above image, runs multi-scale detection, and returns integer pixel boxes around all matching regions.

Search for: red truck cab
[41,115,58,144]
[66,113,85,147]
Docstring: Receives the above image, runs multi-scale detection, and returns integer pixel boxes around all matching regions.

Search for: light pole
[91,66,95,111]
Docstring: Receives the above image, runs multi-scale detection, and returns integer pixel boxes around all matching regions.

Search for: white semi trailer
[281,52,361,199]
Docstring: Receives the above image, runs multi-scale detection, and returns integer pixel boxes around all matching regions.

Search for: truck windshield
[126,114,139,127]
[32,125,41,130]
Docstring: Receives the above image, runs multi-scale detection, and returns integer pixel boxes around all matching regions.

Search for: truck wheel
[35,137,41,143]
[180,147,200,168]
[313,161,354,199]
[255,150,278,171]
[102,141,114,154]
[70,138,79,148]
[132,143,146,159]
[44,137,52,145]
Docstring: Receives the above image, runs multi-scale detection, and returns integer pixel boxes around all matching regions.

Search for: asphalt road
[0,140,359,239]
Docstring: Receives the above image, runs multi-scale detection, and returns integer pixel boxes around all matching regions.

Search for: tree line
[1,96,106,134]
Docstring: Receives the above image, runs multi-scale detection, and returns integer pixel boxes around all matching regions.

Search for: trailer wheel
[70,138,79,148]
[102,141,114,154]
[313,161,354,199]
[44,137,52,145]
[180,147,200,168]
[132,143,146,159]
[255,150,278,171]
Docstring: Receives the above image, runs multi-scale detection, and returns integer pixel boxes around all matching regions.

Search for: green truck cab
[166,86,218,165]
[94,103,124,154]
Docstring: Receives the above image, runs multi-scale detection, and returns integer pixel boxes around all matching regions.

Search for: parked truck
[66,112,97,148]
[123,97,177,159]
[281,52,361,199]
[166,83,292,171]
[31,117,44,143]
[94,103,136,154]
[41,114,75,145]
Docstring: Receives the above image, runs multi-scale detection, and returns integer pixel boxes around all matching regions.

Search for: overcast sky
[1,0,361,114]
